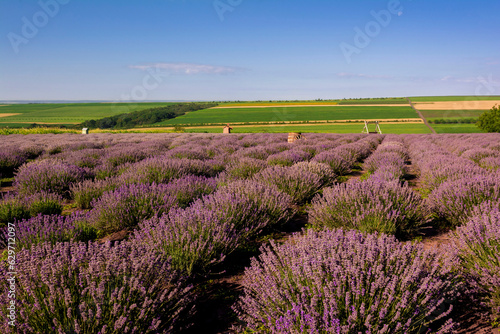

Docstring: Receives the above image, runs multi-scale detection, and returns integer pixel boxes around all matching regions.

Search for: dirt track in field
[0,113,21,117]
[211,104,410,109]
[413,100,500,110]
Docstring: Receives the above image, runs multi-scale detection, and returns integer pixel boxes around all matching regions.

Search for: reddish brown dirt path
[407,98,437,134]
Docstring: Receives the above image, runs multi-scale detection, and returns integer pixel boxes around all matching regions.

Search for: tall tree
[477,105,500,133]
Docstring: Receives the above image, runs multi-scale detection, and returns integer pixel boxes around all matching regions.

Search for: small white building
[82,128,89,134]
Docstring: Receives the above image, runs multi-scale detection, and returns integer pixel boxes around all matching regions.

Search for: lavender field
[1,132,500,333]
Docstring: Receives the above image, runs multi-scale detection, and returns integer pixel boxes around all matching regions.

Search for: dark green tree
[477,105,500,132]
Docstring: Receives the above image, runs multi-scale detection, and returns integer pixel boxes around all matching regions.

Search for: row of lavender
[408,134,500,323]
[1,133,499,332]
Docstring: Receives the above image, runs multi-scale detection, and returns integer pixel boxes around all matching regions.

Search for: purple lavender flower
[225,157,268,179]
[0,193,30,227]
[253,166,323,204]
[0,212,95,250]
[309,178,427,238]
[89,183,178,235]
[451,207,500,318]
[427,175,500,227]
[291,161,337,187]
[0,146,27,177]
[0,241,194,333]
[164,175,218,208]
[312,150,353,176]
[266,149,312,167]
[14,159,87,197]
[235,228,459,333]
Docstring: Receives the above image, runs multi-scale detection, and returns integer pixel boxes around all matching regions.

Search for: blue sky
[1,0,499,101]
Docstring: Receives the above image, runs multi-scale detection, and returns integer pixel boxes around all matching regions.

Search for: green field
[157,106,419,125]
[409,96,500,102]
[0,102,175,125]
[432,124,483,133]
[184,123,431,134]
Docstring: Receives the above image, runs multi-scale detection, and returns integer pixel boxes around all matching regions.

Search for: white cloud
[336,72,392,79]
[129,62,240,75]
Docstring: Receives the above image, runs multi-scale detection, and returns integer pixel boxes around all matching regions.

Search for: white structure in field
[82,128,89,134]
[362,121,382,134]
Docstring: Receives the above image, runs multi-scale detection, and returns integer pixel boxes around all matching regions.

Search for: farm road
[407,98,436,134]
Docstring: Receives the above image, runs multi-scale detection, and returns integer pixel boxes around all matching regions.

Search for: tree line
[78,103,217,129]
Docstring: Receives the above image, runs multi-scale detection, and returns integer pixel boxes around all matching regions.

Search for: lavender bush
[27,192,63,217]
[291,161,337,187]
[0,191,63,226]
[20,144,44,159]
[235,228,458,333]
[189,190,273,239]
[253,166,323,204]
[461,148,499,163]
[166,146,210,160]
[118,157,223,184]
[0,147,27,177]
[312,150,353,176]
[102,144,152,167]
[0,212,96,250]
[71,178,121,209]
[237,146,271,160]
[134,184,292,275]
[470,199,500,217]
[14,159,87,197]
[59,148,105,169]
[479,156,500,171]
[364,152,406,177]
[134,208,241,275]
[219,179,294,227]
[419,162,487,192]
[309,179,426,238]
[89,183,178,235]
[427,175,500,228]
[0,194,30,227]
[165,175,218,208]
[266,149,311,167]
[451,208,500,320]
[0,241,194,333]
[225,157,267,179]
